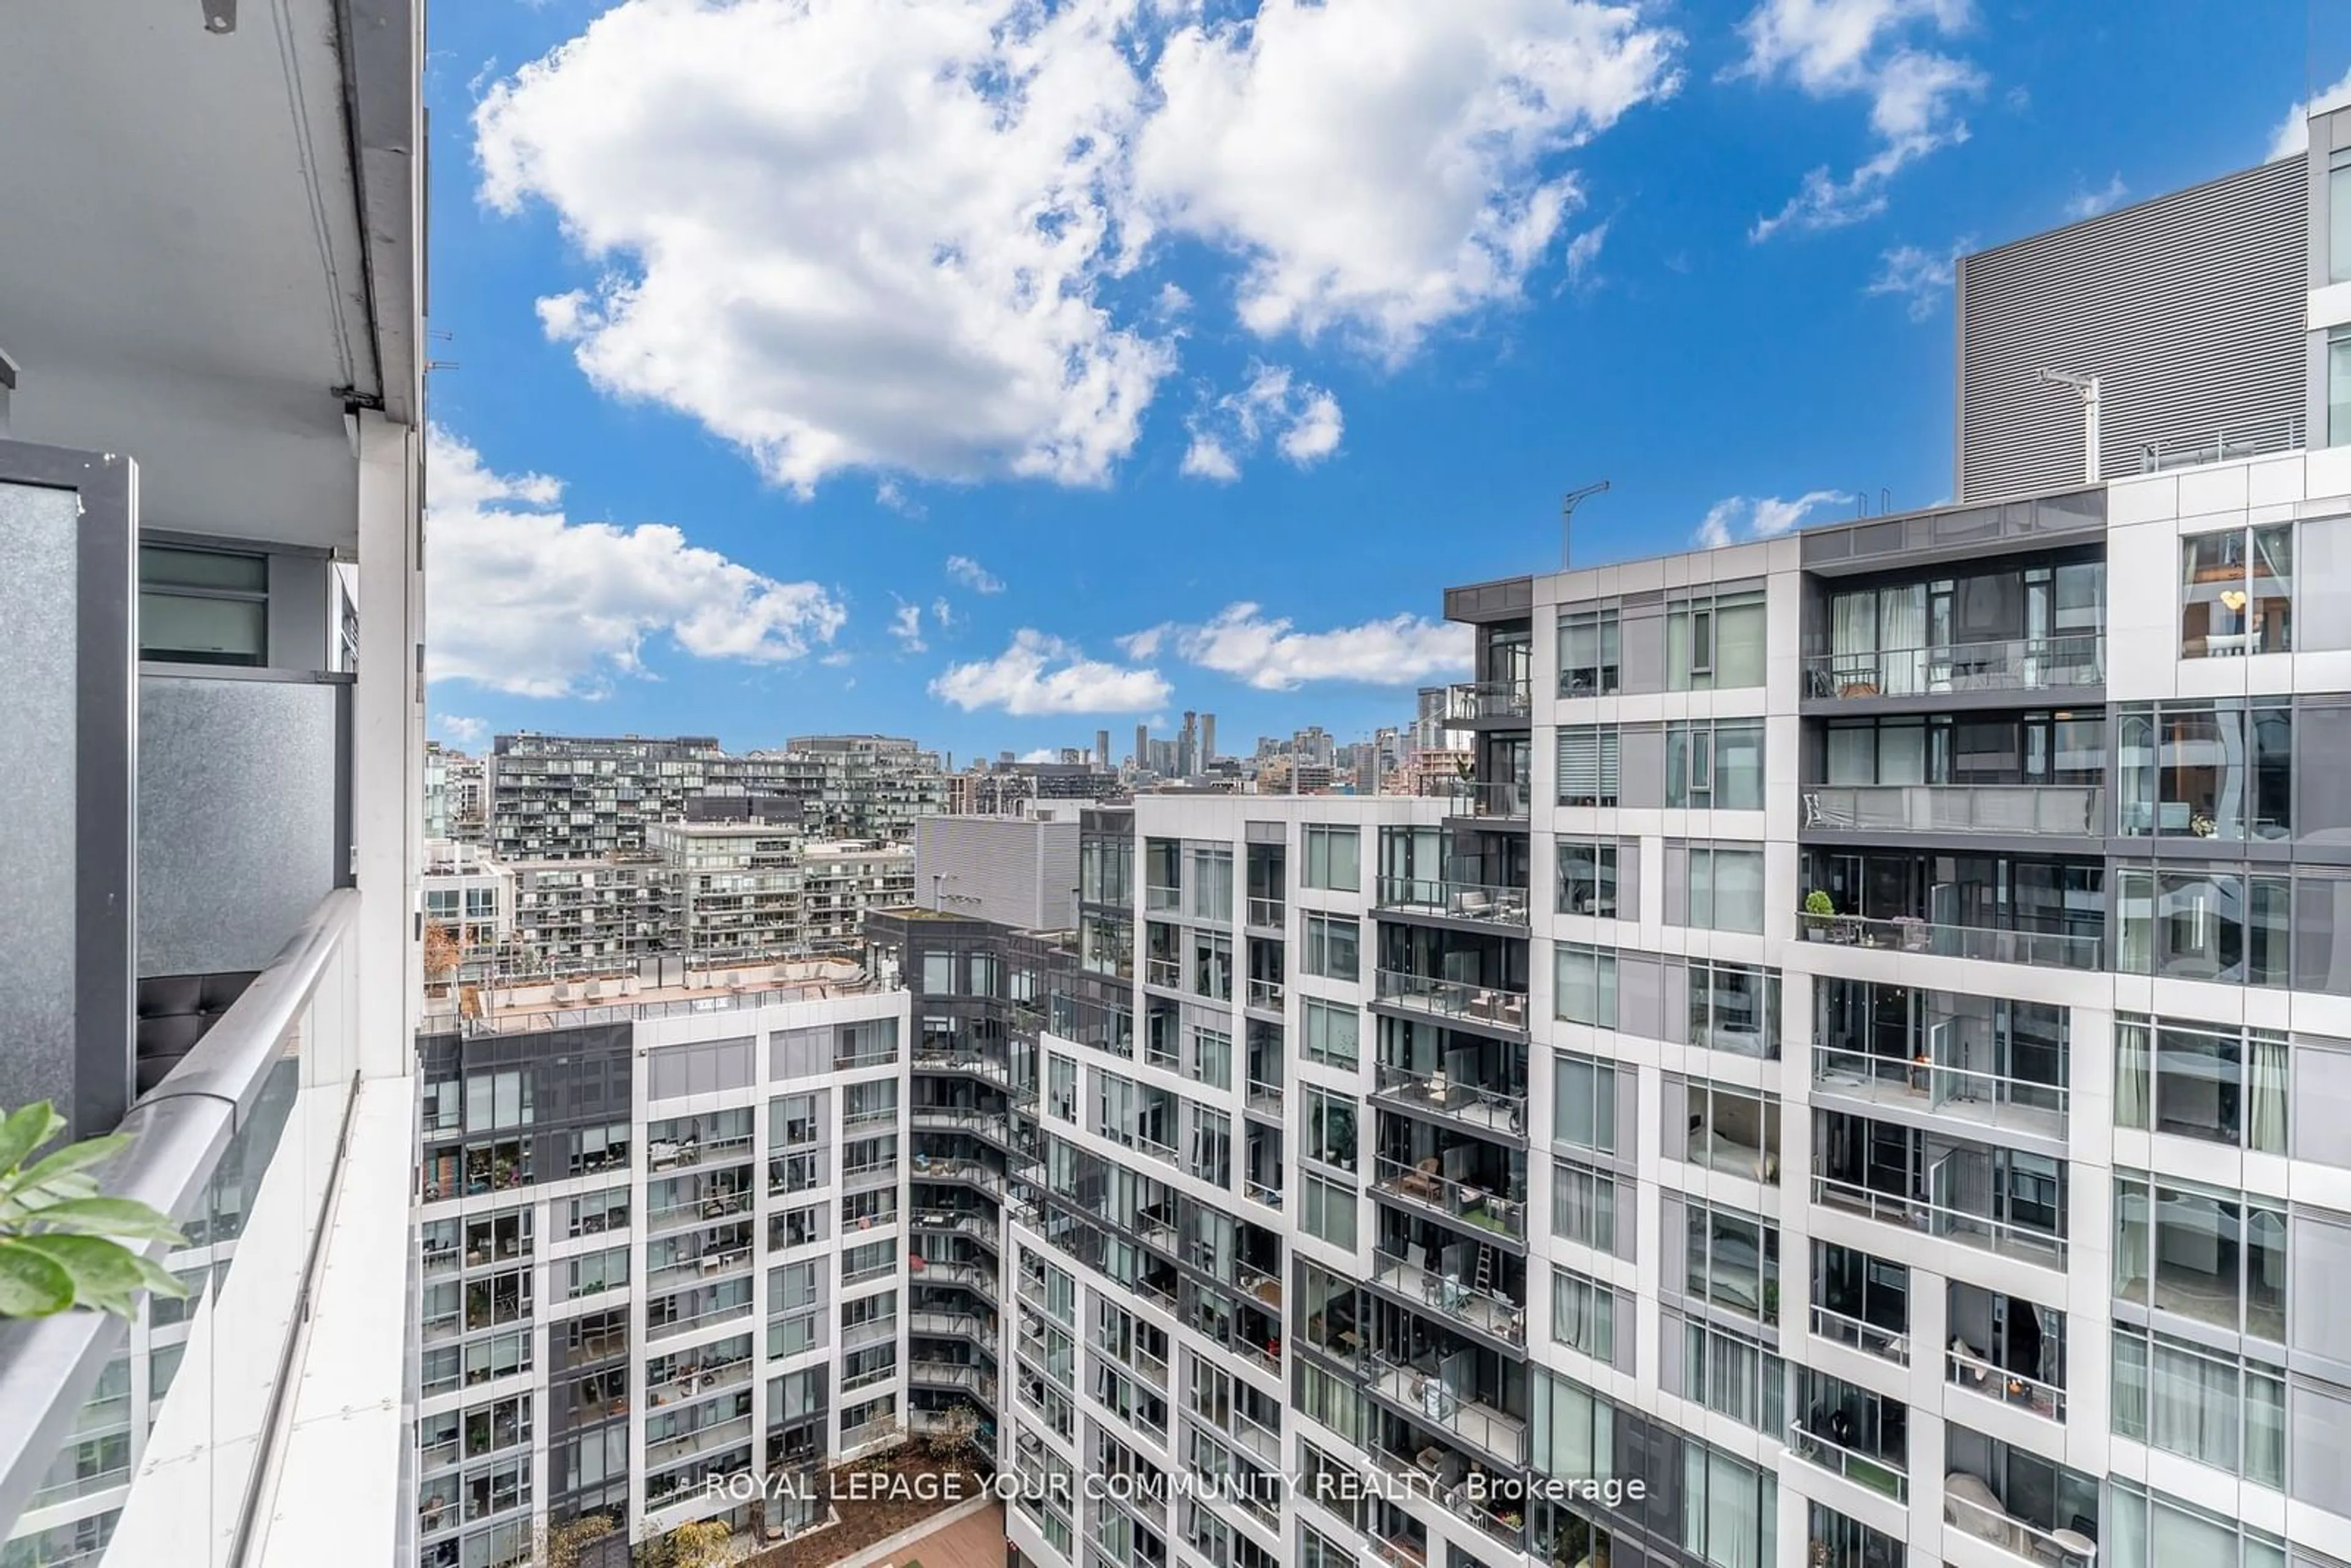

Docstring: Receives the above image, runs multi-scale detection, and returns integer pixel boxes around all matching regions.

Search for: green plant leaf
[127,1254,189,1301]
[0,1239,75,1317]
[0,1103,64,1178]
[13,1235,146,1318]
[1,1133,130,1207]
[29,1197,186,1247]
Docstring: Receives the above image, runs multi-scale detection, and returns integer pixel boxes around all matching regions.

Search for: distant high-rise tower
[1201,713,1216,767]
[1134,722,1149,773]
[1095,730,1111,770]
[1179,711,1198,777]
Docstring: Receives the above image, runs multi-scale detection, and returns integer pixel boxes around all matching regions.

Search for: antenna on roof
[1561,480,1611,569]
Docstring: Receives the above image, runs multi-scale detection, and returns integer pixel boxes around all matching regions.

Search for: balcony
[1372,971,1529,1037]
[1367,1356,1525,1467]
[1810,1305,1908,1364]
[1371,1065,1526,1140]
[1371,1250,1526,1345]
[1374,877,1531,928]
[1245,896,1284,931]
[1787,1422,1908,1504]
[1449,781,1530,822]
[1813,1046,2068,1140]
[1802,785,2102,838]
[1372,1156,1526,1243]
[1244,978,1284,1013]
[1447,680,1532,722]
[1797,913,2101,970]
[1801,636,2104,703]
[1811,1176,2064,1268]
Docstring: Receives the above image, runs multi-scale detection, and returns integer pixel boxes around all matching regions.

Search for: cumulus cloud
[473,0,1681,493]
[1123,602,1471,691]
[1731,0,1983,239]
[426,428,845,698]
[931,629,1171,715]
[1019,748,1060,763]
[2270,64,2351,160]
[2061,173,2128,221]
[435,714,489,748]
[1695,490,1848,547]
[890,599,928,653]
[1180,363,1344,482]
[1865,238,1968,320]
[945,554,1006,594]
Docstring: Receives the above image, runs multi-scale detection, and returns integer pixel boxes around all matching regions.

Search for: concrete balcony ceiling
[0,0,418,548]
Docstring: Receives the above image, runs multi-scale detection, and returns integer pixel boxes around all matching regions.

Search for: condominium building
[802,839,921,953]
[782,735,951,844]
[414,976,913,1565]
[1,3,426,1565]
[645,815,808,966]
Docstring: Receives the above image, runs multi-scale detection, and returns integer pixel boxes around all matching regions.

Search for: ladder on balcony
[1472,1241,1494,1296]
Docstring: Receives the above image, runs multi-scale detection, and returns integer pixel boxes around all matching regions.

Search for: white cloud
[1865,238,1967,320]
[1133,0,1683,358]
[426,427,846,698]
[1732,0,1982,239]
[1128,602,1471,691]
[1695,490,1848,547]
[945,554,1006,594]
[1562,221,1611,284]
[435,714,489,747]
[1019,748,1059,763]
[890,599,928,653]
[1180,362,1345,482]
[474,0,1681,492]
[2061,173,2128,221]
[876,479,926,518]
[931,629,1171,715]
[2269,64,2351,160]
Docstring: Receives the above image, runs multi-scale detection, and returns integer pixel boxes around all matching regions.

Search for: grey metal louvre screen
[1957,156,2306,500]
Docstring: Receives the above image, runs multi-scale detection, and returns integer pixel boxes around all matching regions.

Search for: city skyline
[419,1,2351,760]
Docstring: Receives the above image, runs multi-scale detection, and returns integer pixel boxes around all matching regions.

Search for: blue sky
[421,0,2348,762]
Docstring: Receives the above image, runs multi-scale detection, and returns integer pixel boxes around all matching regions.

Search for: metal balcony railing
[1812,1045,2068,1136]
[1796,913,2102,970]
[1810,1176,2066,1267]
[1455,781,1530,819]
[1948,1349,2067,1423]
[1371,1063,1528,1138]
[1374,877,1531,926]
[2139,415,2304,473]
[1367,1354,1525,1466]
[1447,680,1532,721]
[1809,1305,1908,1364]
[1372,1156,1526,1241]
[1787,1423,1910,1503]
[1245,978,1284,1013]
[1802,784,2102,836]
[1801,634,2104,700]
[1245,896,1285,929]
[1371,1250,1526,1344]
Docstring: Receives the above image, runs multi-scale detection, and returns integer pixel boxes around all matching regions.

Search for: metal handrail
[1800,634,2104,699]
[1802,783,2103,836]
[0,886,358,1545]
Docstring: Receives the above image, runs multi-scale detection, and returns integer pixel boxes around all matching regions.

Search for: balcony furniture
[1399,1159,1444,1201]
[1945,1472,2031,1557]
[2052,1529,2098,1564]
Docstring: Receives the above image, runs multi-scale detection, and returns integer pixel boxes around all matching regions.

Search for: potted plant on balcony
[1803,890,1837,937]
[0,1101,189,1319]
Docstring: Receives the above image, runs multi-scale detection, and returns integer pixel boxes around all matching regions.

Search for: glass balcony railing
[1374,877,1531,926]
[1449,680,1532,721]
[1373,970,1530,1033]
[1796,913,2102,970]
[1947,1349,2066,1423]
[1810,1305,1908,1364]
[1812,1045,2068,1137]
[1371,1250,1526,1344]
[1245,896,1285,929]
[0,889,378,1556]
[1371,1065,1528,1138]
[1810,1176,2066,1267]
[1372,1156,1526,1240]
[1787,1422,1910,1503]
[1456,781,1530,820]
[1367,1354,1526,1466]
[1802,784,2103,836]
[1801,635,2104,700]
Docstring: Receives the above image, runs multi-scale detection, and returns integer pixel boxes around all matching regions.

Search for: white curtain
[2245,1369,2287,1487]
[1832,592,1878,677]
[1706,1450,1763,1568]
[2116,1021,2151,1129]
[2247,1034,2288,1153]
[2148,1338,2240,1471]
[1881,586,1928,694]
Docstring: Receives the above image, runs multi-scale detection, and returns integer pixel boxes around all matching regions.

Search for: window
[1307,1089,1357,1172]
[1189,1027,1231,1090]
[1192,929,1232,1000]
[1684,1201,1779,1325]
[2336,148,2351,285]
[1554,945,1617,1028]
[1301,1173,1357,1250]
[1668,720,1764,809]
[2113,1170,2287,1340]
[2117,700,2292,839]
[2112,1325,2285,1485]
[2107,1477,2287,1568]
[1556,726,1619,807]
[1303,827,1360,891]
[1302,997,1359,1068]
[1670,1312,1786,1436]
[1551,1268,1623,1367]
[1688,962,1779,1057]
[1551,1162,1621,1256]
[1681,845,1764,933]
[565,1248,628,1300]
[1559,606,1621,697]
[1532,1371,1616,1479]
[2181,526,2292,656]
[2115,1017,2289,1152]
[1190,1106,1231,1187]
[1302,914,1359,981]
[2333,330,2351,450]
[2114,865,2292,988]
[1679,1439,1777,1568]
[1190,846,1234,923]
[1553,1052,1618,1154]
[1557,841,1622,917]
[140,544,268,666]
[1669,588,1766,690]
